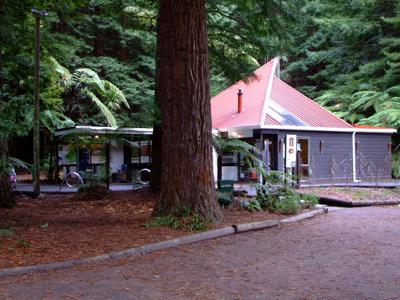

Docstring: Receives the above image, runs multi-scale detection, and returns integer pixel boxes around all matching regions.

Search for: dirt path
[2,207,400,299]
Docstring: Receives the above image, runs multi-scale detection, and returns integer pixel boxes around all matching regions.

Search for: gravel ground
[1,206,400,299]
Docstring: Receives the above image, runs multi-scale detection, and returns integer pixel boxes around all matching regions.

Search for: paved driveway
[1,207,400,299]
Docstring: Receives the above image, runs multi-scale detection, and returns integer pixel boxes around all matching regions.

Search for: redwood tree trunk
[155,0,221,221]
[0,137,15,208]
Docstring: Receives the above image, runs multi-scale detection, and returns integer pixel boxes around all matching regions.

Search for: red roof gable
[211,59,275,129]
[211,57,353,130]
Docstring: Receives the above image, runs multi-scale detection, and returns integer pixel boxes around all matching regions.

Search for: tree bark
[150,123,162,192]
[155,0,222,222]
[0,137,15,208]
[150,15,163,193]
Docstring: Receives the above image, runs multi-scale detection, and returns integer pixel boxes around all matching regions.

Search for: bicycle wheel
[136,168,151,185]
[65,172,83,188]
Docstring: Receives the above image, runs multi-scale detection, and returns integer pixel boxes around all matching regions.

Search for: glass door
[297,138,310,180]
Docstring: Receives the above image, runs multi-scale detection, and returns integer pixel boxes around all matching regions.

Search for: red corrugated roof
[211,58,354,130]
[264,113,281,126]
[270,78,353,128]
[211,60,274,129]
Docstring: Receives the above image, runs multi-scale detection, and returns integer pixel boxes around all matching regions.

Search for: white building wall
[110,142,124,173]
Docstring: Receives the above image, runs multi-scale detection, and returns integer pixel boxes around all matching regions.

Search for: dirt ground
[1,207,400,299]
[300,186,400,202]
[0,190,284,269]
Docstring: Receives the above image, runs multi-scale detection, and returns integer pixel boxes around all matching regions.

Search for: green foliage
[247,199,262,212]
[256,185,303,215]
[300,193,319,209]
[148,210,208,231]
[392,152,400,178]
[276,195,300,215]
[148,215,180,229]
[0,228,15,237]
[283,0,400,133]
[213,135,266,179]
[17,239,31,249]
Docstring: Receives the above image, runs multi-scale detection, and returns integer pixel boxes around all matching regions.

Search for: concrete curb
[318,195,400,207]
[279,207,328,224]
[234,220,279,233]
[0,208,327,278]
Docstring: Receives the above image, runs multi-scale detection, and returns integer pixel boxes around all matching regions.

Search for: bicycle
[132,168,151,190]
[59,171,84,190]
[59,168,151,190]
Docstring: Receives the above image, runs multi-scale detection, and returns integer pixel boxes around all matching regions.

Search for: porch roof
[55,126,153,137]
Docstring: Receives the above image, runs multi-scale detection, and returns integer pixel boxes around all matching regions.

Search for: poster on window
[286,135,297,168]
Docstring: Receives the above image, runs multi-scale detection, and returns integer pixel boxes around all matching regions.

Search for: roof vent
[237,89,243,113]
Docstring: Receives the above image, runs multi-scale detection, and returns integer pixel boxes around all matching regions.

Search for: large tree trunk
[155,0,221,222]
[150,16,163,193]
[150,123,162,192]
[0,138,15,208]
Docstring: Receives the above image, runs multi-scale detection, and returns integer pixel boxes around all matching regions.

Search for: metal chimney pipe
[237,89,243,113]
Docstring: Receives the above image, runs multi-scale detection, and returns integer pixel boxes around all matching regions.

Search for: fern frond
[84,89,117,127]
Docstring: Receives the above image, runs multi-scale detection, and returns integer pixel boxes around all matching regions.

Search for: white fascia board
[353,128,397,134]
[260,125,396,134]
[258,57,279,127]
[55,126,153,136]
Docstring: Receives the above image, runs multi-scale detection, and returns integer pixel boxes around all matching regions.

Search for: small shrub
[301,193,319,209]
[39,223,49,230]
[148,209,209,231]
[181,209,209,231]
[75,181,109,201]
[148,216,180,229]
[17,239,31,249]
[256,185,278,211]
[247,199,262,212]
[183,213,208,231]
[0,228,14,237]
[276,196,300,215]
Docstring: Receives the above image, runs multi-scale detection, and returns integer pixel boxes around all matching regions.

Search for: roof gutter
[259,125,396,134]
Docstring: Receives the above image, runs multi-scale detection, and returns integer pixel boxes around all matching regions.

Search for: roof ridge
[259,57,279,127]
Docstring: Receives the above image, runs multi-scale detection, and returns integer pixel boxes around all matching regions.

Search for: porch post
[217,154,222,188]
[105,141,111,189]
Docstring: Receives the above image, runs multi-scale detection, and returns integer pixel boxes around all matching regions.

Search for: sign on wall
[286,135,297,168]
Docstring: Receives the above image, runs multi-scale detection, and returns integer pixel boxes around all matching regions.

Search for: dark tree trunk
[150,123,162,192]
[155,0,222,222]
[0,138,15,208]
[150,16,163,193]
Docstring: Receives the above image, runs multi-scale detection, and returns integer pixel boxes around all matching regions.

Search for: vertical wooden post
[31,8,47,196]
[54,139,59,181]
[296,150,300,188]
[105,141,110,189]
[32,14,41,197]
[217,154,222,189]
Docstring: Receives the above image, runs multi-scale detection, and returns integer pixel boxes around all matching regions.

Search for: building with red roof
[211,58,396,185]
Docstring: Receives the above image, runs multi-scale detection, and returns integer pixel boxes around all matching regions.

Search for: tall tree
[155,0,221,221]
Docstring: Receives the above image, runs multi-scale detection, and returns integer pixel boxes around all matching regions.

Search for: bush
[148,215,180,229]
[256,184,302,215]
[148,209,209,231]
[300,193,319,209]
[276,196,300,215]
[247,199,262,212]
[256,184,279,211]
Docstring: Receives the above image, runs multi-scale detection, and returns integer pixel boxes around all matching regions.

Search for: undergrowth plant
[148,208,209,231]
[250,171,319,214]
